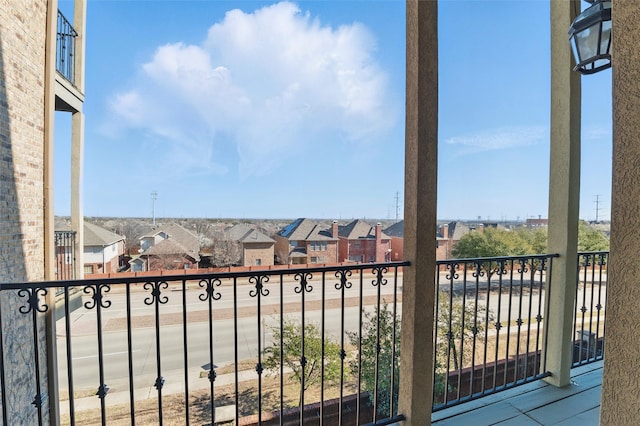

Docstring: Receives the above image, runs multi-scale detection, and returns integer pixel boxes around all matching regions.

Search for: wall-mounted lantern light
[568,0,612,74]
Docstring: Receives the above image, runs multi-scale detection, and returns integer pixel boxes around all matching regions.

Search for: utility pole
[594,194,602,223]
[151,191,158,226]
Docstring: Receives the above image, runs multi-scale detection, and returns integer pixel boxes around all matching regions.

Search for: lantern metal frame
[568,0,612,75]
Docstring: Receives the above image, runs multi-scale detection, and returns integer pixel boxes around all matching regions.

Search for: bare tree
[208,230,242,267]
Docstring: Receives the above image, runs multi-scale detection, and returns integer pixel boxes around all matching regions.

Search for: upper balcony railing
[56,10,78,85]
[54,230,76,282]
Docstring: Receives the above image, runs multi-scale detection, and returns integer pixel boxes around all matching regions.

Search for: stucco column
[70,0,87,280]
[398,1,438,424]
[543,0,581,388]
[71,110,84,279]
[600,1,640,424]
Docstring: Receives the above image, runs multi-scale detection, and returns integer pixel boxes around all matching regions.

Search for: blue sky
[54,0,612,222]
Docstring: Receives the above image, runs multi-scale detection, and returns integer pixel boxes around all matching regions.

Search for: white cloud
[446,126,547,154]
[584,125,611,142]
[108,1,395,177]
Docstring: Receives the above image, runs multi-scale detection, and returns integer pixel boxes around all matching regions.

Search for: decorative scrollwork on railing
[96,384,109,399]
[581,253,592,268]
[294,272,313,294]
[494,259,508,276]
[472,261,486,278]
[334,269,352,290]
[208,369,217,383]
[517,258,529,274]
[154,376,165,391]
[17,288,48,314]
[31,393,43,409]
[198,278,222,302]
[371,266,388,287]
[249,275,270,297]
[255,363,264,375]
[537,257,548,272]
[143,281,169,306]
[83,284,112,310]
[445,262,459,281]
[597,252,608,267]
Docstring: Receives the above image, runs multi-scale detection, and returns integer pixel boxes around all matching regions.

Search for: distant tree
[452,228,513,259]
[452,227,550,260]
[262,319,342,408]
[577,221,610,252]
[208,230,242,266]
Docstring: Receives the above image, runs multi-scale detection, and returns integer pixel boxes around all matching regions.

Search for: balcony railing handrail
[0,260,411,289]
[437,253,560,265]
[56,10,78,85]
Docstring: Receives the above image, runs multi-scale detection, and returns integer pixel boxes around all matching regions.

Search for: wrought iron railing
[432,254,558,410]
[55,230,76,282]
[0,262,407,426]
[56,10,77,85]
[572,251,608,367]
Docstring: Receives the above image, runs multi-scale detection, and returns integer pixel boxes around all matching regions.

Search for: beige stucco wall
[0,0,51,423]
[600,1,640,424]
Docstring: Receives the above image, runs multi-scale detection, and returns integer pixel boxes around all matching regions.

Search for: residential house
[274,218,338,265]
[134,223,201,271]
[338,220,392,263]
[56,221,126,275]
[224,223,275,267]
[436,221,471,260]
[384,220,404,261]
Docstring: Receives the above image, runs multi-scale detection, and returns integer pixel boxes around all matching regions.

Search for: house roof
[277,218,336,241]
[55,220,125,247]
[143,223,201,261]
[339,219,389,240]
[447,221,471,240]
[225,224,275,244]
[84,222,125,246]
[384,220,404,238]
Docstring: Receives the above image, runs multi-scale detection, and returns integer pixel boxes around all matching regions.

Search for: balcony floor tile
[432,361,602,425]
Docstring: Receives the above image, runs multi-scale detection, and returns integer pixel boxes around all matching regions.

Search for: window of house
[291,241,297,248]
[354,241,361,248]
[321,241,327,251]
[311,256,318,263]
[255,259,262,266]
[84,265,94,274]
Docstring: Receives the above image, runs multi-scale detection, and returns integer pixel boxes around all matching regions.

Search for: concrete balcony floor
[431,361,602,425]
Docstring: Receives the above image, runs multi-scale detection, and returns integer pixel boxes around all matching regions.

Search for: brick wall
[0,1,50,423]
[242,242,274,266]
